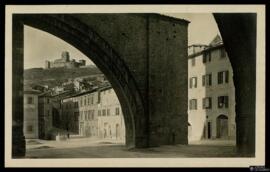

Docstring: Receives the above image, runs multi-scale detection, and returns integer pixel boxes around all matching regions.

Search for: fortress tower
[45,60,50,69]
[45,51,86,69]
[61,51,70,62]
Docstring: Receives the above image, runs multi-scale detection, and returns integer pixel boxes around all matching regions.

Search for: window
[203,52,211,63]
[80,98,83,107]
[85,111,88,120]
[202,74,212,86]
[91,96,94,104]
[220,48,226,58]
[203,97,212,109]
[88,97,90,105]
[47,98,50,104]
[102,109,106,116]
[189,77,197,88]
[74,102,78,108]
[191,58,196,66]
[92,110,95,119]
[84,97,87,106]
[80,111,83,120]
[218,96,229,108]
[189,99,197,110]
[107,109,110,116]
[88,111,91,121]
[27,97,33,104]
[115,107,120,115]
[98,110,101,116]
[218,71,229,84]
[27,125,33,132]
[74,112,79,121]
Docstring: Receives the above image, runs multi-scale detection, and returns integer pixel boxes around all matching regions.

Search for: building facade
[38,92,53,139]
[60,96,80,134]
[188,35,236,142]
[97,87,125,141]
[23,87,41,139]
[45,51,86,69]
[59,86,125,141]
[76,90,99,137]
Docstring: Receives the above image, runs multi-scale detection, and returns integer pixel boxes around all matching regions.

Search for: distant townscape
[24,52,125,142]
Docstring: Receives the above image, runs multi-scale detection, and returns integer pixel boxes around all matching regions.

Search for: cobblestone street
[25,137,237,158]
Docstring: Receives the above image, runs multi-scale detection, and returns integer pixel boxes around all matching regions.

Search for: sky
[24,13,220,69]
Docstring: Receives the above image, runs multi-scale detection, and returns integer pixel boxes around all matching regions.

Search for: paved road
[25,137,238,158]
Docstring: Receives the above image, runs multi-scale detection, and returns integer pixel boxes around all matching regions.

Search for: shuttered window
[218,71,229,84]
[189,99,197,110]
[202,74,212,86]
[203,97,212,109]
[218,96,229,108]
[189,77,197,88]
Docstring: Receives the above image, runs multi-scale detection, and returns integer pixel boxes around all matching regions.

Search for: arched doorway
[216,115,228,139]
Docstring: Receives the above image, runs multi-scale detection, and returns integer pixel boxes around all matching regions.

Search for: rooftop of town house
[60,83,113,100]
[188,44,209,48]
[50,90,74,97]
[98,85,113,92]
[62,88,99,100]
[38,91,53,97]
[24,86,42,94]
[209,34,223,46]
[188,35,224,59]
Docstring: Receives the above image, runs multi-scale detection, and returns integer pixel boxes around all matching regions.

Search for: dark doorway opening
[207,122,211,139]
[216,115,228,139]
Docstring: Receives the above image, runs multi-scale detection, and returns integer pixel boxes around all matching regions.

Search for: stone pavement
[25,137,238,158]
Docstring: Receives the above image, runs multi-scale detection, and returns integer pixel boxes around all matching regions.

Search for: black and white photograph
[4,5,266,167]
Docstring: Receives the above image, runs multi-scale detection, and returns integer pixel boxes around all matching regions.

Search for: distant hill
[24,65,102,87]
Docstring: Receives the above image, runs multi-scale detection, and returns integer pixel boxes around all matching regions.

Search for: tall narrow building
[188,35,236,142]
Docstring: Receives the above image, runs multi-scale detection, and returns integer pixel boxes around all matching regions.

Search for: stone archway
[213,13,257,156]
[13,13,190,158]
[12,14,148,156]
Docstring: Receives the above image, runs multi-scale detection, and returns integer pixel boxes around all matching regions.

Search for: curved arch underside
[19,14,146,148]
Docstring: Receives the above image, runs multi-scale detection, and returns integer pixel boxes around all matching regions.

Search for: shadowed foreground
[25,138,237,158]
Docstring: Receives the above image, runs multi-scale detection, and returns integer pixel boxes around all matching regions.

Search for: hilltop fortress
[45,51,86,69]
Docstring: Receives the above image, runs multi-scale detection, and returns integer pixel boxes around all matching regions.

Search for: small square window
[27,125,33,132]
[115,107,120,115]
[27,97,33,104]
[203,97,212,109]
[191,58,196,66]
[189,99,197,110]
[218,96,229,108]
[189,77,197,88]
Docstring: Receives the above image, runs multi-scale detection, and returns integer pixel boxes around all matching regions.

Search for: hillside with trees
[24,65,102,87]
